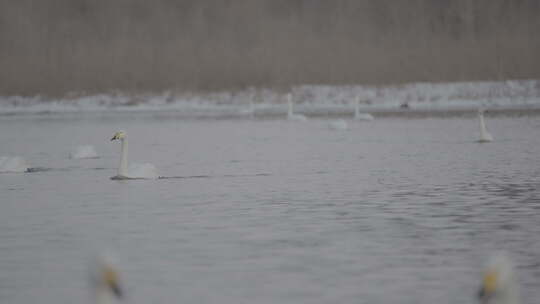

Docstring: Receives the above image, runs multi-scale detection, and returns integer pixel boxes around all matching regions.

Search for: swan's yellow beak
[478,270,498,303]
[103,265,123,299]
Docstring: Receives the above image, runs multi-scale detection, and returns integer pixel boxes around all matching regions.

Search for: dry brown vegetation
[1,0,539,96]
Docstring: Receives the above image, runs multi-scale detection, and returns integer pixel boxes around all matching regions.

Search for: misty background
[1,0,539,96]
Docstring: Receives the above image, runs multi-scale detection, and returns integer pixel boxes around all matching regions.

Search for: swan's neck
[118,138,128,177]
[288,99,293,117]
[479,113,488,135]
[355,97,360,118]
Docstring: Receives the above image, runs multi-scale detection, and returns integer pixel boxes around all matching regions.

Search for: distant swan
[477,109,493,143]
[328,119,348,130]
[0,156,29,173]
[287,93,307,121]
[239,98,255,118]
[354,97,374,121]
[89,254,123,304]
[70,145,99,159]
[477,254,519,304]
[110,131,158,179]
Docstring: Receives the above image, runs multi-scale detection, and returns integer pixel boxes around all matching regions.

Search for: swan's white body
[478,109,493,143]
[354,97,374,121]
[70,145,99,159]
[89,254,123,304]
[0,156,29,173]
[111,131,158,179]
[478,254,520,304]
[287,94,307,121]
[328,119,348,130]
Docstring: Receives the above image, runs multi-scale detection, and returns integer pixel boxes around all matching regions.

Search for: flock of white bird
[0,94,519,304]
[0,95,494,177]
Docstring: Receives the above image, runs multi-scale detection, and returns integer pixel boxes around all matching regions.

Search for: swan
[110,131,158,180]
[287,93,307,121]
[354,96,374,121]
[477,109,493,143]
[477,254,520,304]
[89,254,123,304]
[239,97,255,117]
[70,145,99,159]
[0,156,29,173]
[328,119,348,130]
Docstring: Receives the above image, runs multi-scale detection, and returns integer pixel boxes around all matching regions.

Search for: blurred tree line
[1,0,539,95]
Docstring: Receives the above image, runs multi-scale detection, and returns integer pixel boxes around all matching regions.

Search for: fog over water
[1,0,540,95]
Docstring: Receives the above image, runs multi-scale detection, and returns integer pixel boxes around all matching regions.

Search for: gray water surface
[1,113,539,304]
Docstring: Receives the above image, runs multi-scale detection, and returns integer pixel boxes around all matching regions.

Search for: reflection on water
[0,113,539,304]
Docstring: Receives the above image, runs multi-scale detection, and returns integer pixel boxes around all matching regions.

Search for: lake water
[0,112,539,304]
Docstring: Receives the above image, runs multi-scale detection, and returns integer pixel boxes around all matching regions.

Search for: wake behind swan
[110,131,158,180]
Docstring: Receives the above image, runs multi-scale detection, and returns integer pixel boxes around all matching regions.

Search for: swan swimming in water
[477,109,493,143]
[239,97,255,117]
[354,96,374,121]
[70,145,99,159]
[110,131,158,180]
[328,119,348,130]
[0,156,29,173]
[89,254,123,304]
[478,254,520,304]
[287,93,307,121]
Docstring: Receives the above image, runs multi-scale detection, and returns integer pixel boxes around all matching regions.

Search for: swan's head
[478,108,486,116]
[111,131,126,141]
[90,254,124,300]
[478,254,519,304]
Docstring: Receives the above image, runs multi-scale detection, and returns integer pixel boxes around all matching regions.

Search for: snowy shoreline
[1,79,539,116]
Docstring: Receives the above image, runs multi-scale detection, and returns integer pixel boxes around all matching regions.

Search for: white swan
[110,131,158,180]
[477,109,493,143]
[89,254,123,304]
[354,96,374,121]
[70,145,99,159]
[239,97,255,117]
[287,93,307,121]
[478,254,520,304]
[0,156,29,173]
[328,119,348,130]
